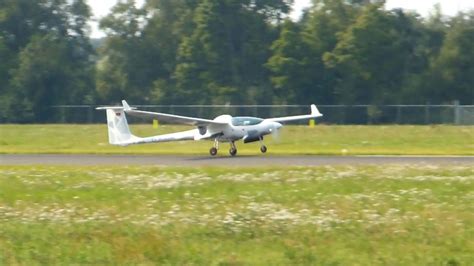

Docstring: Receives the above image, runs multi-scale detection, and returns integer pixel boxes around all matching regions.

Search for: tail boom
[96,103,201,146]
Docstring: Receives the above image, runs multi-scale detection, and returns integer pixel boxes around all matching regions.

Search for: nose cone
[267,121,283,134]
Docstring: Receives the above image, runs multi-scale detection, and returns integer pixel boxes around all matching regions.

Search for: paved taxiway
[0,154,472,166]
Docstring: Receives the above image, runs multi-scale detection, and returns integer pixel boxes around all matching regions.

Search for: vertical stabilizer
[95,106,139,146]
[106,109,135,145]
[97,100,141,146]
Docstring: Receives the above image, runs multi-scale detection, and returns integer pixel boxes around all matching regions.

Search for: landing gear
[229,141,237,156]
[210,138,219,156]
[259,137,267,153]
[209,147,217,156]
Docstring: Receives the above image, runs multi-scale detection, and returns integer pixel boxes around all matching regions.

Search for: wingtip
[122,100,130,109]
[310,104,323,116]
[122,100,137,110]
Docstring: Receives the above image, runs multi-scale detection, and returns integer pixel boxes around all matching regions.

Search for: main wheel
[210,147,218,156]
[229,148,237,156]
[260,145,267,153]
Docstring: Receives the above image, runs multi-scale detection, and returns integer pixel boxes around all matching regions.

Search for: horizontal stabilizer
[96,106,126,110]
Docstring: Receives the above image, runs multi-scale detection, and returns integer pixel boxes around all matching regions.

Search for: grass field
[0,165,472,264]
[0,124,473,155]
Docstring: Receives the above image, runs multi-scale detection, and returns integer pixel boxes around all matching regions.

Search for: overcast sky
[87,0,474,38]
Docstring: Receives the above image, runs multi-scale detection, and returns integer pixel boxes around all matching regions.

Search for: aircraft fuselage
[206,115,282,142]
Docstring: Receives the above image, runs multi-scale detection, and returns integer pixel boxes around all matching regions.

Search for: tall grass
[1,165,473,264]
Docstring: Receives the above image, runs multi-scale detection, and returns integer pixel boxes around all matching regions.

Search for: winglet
[310,104,323,117]
[122,100,136,111]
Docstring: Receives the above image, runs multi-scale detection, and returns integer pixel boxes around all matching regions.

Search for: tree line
[0,0,473,122]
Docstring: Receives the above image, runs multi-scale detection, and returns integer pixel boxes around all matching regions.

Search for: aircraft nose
[274,122,282,129]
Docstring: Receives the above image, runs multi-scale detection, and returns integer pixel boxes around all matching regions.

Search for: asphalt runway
[0,154,472,166]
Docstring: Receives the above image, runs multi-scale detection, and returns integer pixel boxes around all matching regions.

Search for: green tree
[97,0,202,104]
[96,0,147,102]
[0,0,94,122]
[173,0,291,105]
[175,0,242,104]
[425,12,474,104]
[324,4,422,105]
[267,0,366,105]
[397,4,448,103]
[144,0,198,104]
[266,20,310,103]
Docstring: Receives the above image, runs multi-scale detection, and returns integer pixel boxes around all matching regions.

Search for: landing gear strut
[259,137,267,153]
[209,138,219,156]
[229,141,237,156]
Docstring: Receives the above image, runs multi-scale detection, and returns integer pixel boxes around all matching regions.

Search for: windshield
[231,117,264,126]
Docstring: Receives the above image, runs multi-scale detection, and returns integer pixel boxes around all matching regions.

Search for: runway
[0,154,472,166]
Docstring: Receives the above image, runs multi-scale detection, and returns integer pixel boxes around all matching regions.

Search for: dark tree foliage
[0,0,473,122]
[424,12,474,104]
[172,0,291,105]
[0,0,94,122]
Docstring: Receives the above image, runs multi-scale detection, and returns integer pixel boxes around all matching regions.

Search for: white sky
[87,0,474,38]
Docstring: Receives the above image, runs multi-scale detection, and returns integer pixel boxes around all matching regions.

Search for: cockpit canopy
[231,116,264,126]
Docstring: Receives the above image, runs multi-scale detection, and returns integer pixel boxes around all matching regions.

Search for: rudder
[106,109,136,145]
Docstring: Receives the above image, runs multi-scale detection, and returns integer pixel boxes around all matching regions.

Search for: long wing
[266,104,323,123]
[122,100,227,126]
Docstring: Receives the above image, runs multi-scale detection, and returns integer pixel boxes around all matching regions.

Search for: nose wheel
[229,141,237,156]
[259,137,267,153]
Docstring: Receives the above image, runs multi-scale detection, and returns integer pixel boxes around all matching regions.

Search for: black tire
[210,147,218,156]
[260,145,267,153]
[229,148,237,156]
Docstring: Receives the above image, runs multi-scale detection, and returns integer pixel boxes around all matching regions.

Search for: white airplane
[97,100,323,156]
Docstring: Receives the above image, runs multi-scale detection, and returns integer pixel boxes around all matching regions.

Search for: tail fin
[96,104,138,146]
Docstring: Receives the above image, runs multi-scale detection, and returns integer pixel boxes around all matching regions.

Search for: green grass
[0,165,473,264]
[0,124,473,155]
